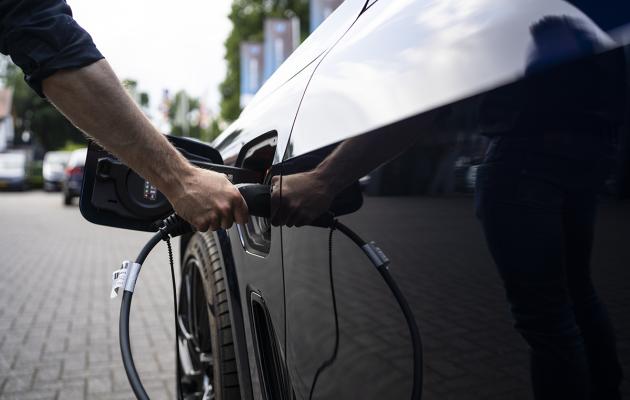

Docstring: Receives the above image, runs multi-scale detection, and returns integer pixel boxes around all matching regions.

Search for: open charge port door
[80,135,263,232]
[235,132,278,257]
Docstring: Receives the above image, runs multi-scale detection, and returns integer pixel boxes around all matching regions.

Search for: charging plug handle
[236,183,272,219]
[236,183,334,228]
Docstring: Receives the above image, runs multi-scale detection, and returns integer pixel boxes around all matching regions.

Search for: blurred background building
[235,0,343,109]
[239,42,264,108]
[263,17,300,81]
[310,0,344,32]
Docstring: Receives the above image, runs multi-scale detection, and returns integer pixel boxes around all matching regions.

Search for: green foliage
[122,79,138,89]
[6,65,87,151]
[59,141,87,152]
[122,78,150,109]
[28,160,43,188]
[139,92,150,107]
[208,119,223,142]
[167,90,222,143]
[219,0,309,123]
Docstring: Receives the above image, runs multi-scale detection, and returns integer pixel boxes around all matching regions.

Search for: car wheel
[178,232,240,400]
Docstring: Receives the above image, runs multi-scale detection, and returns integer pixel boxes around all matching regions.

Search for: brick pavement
[2,192,629,400]
[0,192,178,400]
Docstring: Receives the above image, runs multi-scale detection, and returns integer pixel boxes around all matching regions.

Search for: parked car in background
[62,148,87,205]
[0,151,29,190]
[42,151,71,191]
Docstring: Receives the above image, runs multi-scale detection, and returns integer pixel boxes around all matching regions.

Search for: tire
[178,232,241,400]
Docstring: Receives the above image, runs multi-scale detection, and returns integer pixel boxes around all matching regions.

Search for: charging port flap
[80,135,262,232]
[234,132,278,256]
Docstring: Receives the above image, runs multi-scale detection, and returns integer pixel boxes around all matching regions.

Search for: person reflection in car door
[475,16,626,400]
[268,13,627,400]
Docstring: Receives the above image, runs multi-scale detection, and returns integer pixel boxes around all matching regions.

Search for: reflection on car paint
[280,15,630,400]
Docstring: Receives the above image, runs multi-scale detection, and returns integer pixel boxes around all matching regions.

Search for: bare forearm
[42,59,193,200]
[315,128,422,193]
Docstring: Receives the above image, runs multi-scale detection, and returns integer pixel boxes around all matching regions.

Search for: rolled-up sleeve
[0,0,104,97]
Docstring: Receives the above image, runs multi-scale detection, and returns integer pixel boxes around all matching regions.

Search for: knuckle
[231,192,243,205]
[217,203,230,216]
[192,216,204,227]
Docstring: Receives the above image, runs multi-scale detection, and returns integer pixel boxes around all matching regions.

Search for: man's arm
[271,122,431,227]
[43,60,248,231]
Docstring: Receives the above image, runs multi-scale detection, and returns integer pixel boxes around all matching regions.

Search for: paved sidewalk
[0,192,179,400]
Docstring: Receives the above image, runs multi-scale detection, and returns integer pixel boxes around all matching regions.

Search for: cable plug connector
[158,214,193,240]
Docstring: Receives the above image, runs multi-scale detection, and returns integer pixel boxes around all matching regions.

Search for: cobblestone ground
[0,192,179,400]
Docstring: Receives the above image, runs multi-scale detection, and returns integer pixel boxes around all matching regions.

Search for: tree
[2,62,153,151]
[5,63,86,151]
[122,78,150,110]
[219,0,309,123]
[166,89,223,143]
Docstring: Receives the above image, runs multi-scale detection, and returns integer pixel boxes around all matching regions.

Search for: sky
[68,0,232,116]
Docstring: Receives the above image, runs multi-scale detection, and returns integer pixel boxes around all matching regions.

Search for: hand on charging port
[168,167,249,231]
[270,172,335,227]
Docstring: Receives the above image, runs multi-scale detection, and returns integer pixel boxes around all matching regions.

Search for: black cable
[120,231,162,400]
[334,220,364,248]
[165,238,184,400]
[377,265,423,400]
[136,232,163,265]
[120,291,149,400]
[308,225,340,400]
[120,208,422,400]
[334,220,423,400]
[120,215,192,400]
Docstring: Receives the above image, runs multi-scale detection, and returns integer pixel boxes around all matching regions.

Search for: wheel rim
[178,258,216,400]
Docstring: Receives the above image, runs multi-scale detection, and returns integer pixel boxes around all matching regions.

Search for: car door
[282,1,630,399]
[213,1,371,398]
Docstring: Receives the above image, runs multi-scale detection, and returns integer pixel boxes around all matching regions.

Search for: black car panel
[277,2,630,399]
[286,0,623,159]
[211,2,630,399]
[221,50,327,400]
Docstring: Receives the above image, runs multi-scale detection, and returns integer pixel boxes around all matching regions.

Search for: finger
[270,197,281,224]
[285,207,302,228]
[271,175,281,190]
[221,211,234,230]
[270,195,287,226]
[294,216,309,228]
[195,218,210,232]
[271,176,282,198]
[207,211,221,231]
[296,210,321,227]
[233,193,249,225]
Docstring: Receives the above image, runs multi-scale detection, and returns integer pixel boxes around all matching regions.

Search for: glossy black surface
[210,1,630,399]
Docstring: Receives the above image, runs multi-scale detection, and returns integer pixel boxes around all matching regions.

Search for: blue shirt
[0,0,103,97]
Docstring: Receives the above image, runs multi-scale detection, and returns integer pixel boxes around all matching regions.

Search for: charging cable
[307,219,423,400]
[112,214,192,400]
[112,184,422,400]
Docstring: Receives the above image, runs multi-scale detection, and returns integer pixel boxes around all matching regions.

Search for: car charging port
[80,135,263,232]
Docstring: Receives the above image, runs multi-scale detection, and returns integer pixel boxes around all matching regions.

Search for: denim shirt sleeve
[0,0,104,97]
